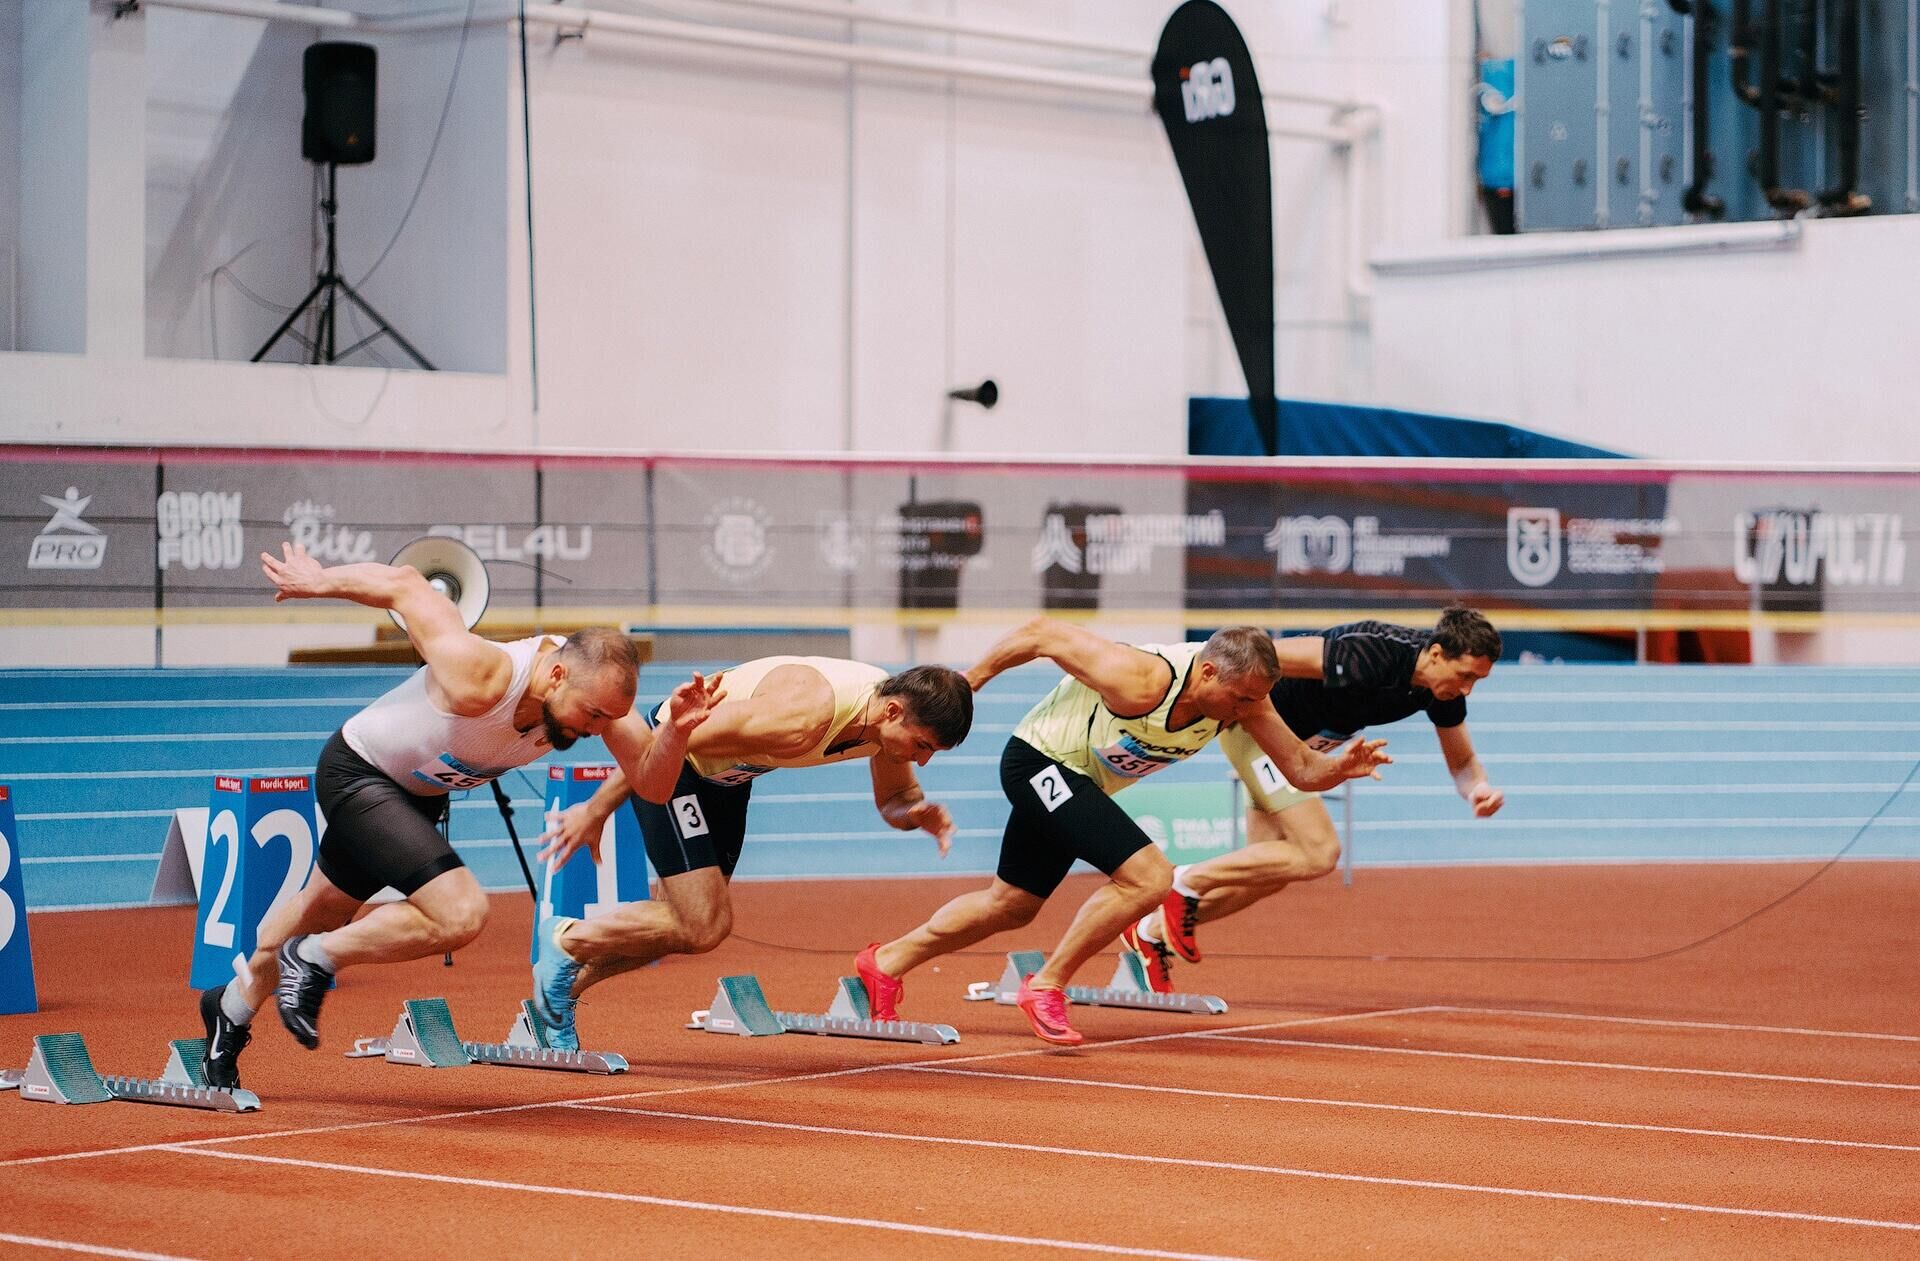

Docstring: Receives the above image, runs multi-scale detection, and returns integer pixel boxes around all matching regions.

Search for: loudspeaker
[303,42,377,166]
[946,379,999,410]
[388,536,490,632]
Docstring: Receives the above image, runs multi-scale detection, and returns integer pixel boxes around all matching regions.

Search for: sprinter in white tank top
[197,540,657,1088]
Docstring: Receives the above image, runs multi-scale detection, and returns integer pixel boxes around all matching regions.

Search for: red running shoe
[1118,921,1174,994]
[855,943,904,1021]
[1014,975,1083,1046]
[1160,889,1202,963]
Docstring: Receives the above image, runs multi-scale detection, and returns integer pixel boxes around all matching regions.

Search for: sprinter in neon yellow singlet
[856,618,1391,1046]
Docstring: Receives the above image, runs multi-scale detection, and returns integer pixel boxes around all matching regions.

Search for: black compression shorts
[994,737,1156,899]
[313,730,465,902]
[625,757,752,880]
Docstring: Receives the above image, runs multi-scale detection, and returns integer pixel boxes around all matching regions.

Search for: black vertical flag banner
[1152,1,1277,456]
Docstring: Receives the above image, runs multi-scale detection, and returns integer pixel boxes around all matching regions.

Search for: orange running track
[4,861,1918,1260]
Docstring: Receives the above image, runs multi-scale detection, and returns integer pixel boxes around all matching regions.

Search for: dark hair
[1430,606,1502,662]
[558,627,640,697]
[1200,625,1280,684]
[879,665,974,748]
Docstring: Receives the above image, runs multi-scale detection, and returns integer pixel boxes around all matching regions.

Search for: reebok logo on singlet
[1095,732,1185,780]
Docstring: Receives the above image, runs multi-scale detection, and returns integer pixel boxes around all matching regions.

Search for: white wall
[11,0,1918,462]
[18,0,88,355]
[143,7,507,373]
[1369,215,1920,461]
[0,2,18,352]
[2,0,1414,457]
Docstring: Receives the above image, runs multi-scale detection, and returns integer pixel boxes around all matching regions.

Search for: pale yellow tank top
[1011,642,1221,795]
[681,656,887,785]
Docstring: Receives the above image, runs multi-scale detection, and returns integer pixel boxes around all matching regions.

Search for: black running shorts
[994,737,1156,899]
[625,757,752,880]
[313,730,464,902]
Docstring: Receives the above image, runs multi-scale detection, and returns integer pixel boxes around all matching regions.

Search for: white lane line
[0,1005,1439,1169]
[557,1104,1920,1234]
[1433,1006,1920,1043]
[1196,1035,1920,1091]
[168,1148,1258,1261]
[0,1234,204,1261]
[900,1067,1920,1153]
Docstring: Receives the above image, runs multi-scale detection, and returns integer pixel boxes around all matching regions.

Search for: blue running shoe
[531,916,582,1051]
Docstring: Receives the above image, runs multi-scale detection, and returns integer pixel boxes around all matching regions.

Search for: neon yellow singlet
[683,656,887,785]
[1010,643,1221,795]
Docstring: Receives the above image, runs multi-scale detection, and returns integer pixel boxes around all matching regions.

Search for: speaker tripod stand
[252,163,435,369]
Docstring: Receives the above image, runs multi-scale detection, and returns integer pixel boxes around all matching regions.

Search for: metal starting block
[345,998,628,1074]
[688,974,960,1045]
[0,1033,262,1112]
[964,949,1228,1015]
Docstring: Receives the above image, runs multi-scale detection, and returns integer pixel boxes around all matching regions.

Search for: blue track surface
[4,662,1919,910]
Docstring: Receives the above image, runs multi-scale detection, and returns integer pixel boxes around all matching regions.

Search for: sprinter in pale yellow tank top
[528,656,974,1048]
[857,618,1391,1046]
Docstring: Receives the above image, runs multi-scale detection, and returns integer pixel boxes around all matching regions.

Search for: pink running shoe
[1014,975,1084,1046]
[855,943,904,1022]
[1160,889,1203,963]
[1118,921,1174,994]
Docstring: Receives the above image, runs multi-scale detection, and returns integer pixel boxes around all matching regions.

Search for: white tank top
[342,636,557,795]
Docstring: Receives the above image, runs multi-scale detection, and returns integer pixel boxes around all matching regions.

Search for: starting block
[0,1033,261,1112]
[345,998,628,1074]
[964,949,1228,1015]
[688,974,960,1046]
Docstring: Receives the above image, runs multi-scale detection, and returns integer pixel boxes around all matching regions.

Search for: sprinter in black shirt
[1121,607,1504,988]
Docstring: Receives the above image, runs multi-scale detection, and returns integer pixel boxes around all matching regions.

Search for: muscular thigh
[314,732,462,903]
[1248,795,1340,867]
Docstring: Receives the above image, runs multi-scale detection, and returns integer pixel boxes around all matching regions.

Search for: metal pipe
[569,0,1373,111]
[1641,1,1656,224]
[1340,779,1354,887]
[1684,0,1726,216]
[1909,0,1919,211]
[141,0,357,27]
[680,0,1149,65]
[1820,0,1869,214]
[1757,0,1813,210]
[1596,0,1612,226]
[135,0,1373,134]
[1369,216,1801,275]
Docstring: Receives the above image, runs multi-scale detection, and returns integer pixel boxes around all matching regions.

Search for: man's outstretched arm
[966,616,1169,714]
[260,541,507,714]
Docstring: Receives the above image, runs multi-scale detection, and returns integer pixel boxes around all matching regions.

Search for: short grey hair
[1200,626,1279,685]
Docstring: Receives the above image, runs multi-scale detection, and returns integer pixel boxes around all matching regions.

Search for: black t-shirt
[1268,621,1467,747]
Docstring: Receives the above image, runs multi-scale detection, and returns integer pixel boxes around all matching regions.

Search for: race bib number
[1029,765,1071,813]
[670,794,710,838]
[701,763,772,787]
[1095,733,1180,780]
[411,752,494,791]
[1305,730,1352,753]
[1249,755,1286,794]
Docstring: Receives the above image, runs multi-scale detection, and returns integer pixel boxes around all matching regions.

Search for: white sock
[552,917,581,960]
[297,935,337,973]
[1171,866,1200,900]
[219,984,256,1026]
[1137,914,1164,944]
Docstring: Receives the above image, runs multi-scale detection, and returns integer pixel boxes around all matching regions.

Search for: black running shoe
[275,936,332,1049]
[199,984,252,1089]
